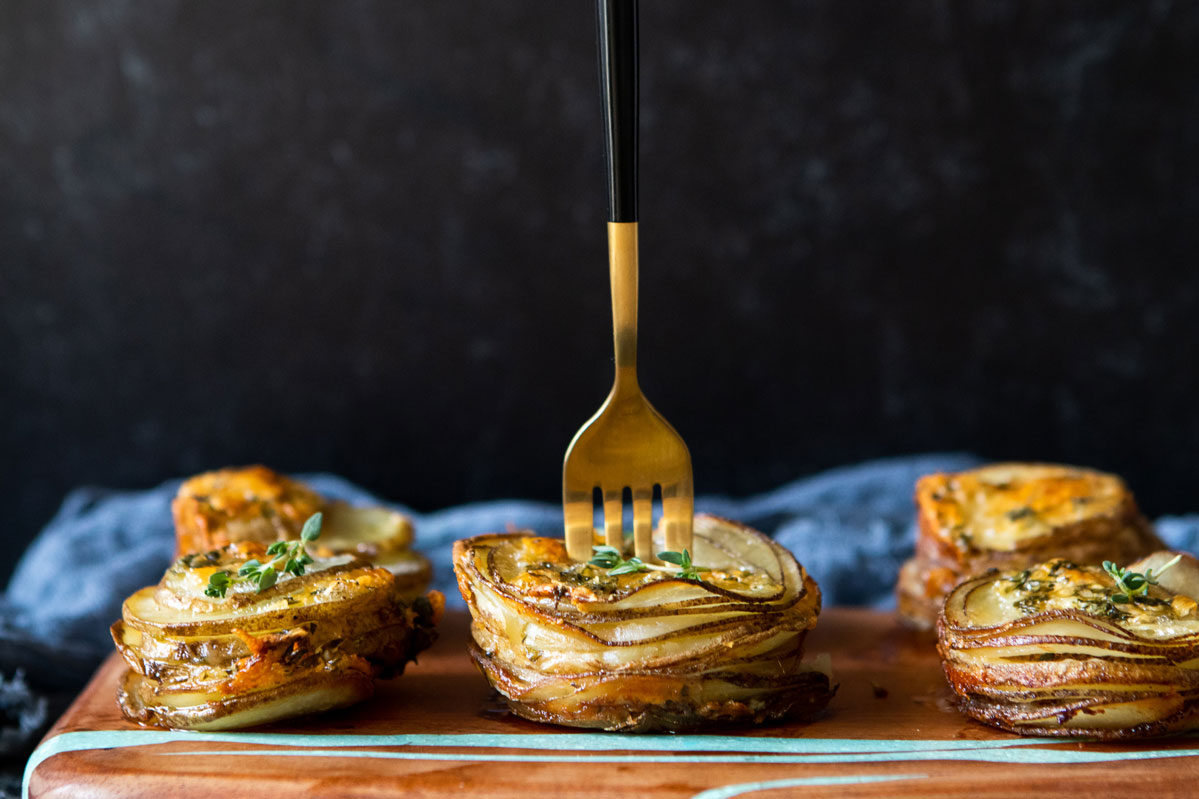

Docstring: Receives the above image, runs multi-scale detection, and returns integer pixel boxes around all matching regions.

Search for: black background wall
[3,1,1197,588]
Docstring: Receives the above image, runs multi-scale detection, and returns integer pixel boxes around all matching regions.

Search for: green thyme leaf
[301,512,323,542]
[1006,507,1036,522]
[658,549,704,581]
[608,558,646,576]
[204,570,231,598]
[589,545,707,581]
[256,566,277,591]
[590,545,646,575]
[1104,555,1182,604]
[588,546,621,568]
[196,512,322,598]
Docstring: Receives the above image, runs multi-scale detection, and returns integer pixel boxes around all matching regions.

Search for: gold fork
[562,0,693,563]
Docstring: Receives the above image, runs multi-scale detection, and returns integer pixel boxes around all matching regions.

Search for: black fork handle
[597,0,637,224]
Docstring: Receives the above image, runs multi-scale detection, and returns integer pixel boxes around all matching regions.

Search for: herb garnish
[1078,597,1129,621]
[203,512,323,598]
[657,549,705,581]
[180,550,221,568]
[1006,507,1037,522]
[589,545,708,581]
[1102,554,1182,605]
[1007,569,1032,587]
[588,545,648,575]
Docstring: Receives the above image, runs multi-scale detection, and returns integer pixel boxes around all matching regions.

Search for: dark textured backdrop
[3,1,1198,588]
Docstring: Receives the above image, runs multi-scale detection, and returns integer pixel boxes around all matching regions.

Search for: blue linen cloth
[10,452,1199,655]
[3,452,979,657]
[4,453,1199,765]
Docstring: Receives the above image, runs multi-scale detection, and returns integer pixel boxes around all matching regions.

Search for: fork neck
[608,221,641,397]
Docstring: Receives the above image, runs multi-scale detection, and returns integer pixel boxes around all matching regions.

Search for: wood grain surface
[25,608,1199,798]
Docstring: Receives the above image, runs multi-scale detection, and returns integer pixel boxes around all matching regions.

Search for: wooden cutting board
[24,608,1199,798]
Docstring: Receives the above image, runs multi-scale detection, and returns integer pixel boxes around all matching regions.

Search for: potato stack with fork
[460,0,837,732]
[453,514,834,732]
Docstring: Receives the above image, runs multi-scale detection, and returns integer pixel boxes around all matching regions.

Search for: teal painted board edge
[23,729,1199,799]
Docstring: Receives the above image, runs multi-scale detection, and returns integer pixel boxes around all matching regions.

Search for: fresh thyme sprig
[657,549,705,581]
[589,545,648,575]
[1103,554,1182,604]
[203,512,323,598]
[589,545,708,581]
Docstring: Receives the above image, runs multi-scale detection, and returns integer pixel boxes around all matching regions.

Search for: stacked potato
[898,463,1162,629]
[937,553,1199,738]
[111,465,441,730]
[453,514,833,732]
[172,465,431,597]
[113,543,442,730]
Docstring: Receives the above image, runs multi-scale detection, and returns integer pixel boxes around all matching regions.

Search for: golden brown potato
[172,466,324,553]
[112,539,442,730]
[172,466,430,597]
[897,463,1161,629]
[453,514,834,732]
[937,553,1199,739]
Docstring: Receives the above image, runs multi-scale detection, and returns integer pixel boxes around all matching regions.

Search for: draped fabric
[4,453,1198,765]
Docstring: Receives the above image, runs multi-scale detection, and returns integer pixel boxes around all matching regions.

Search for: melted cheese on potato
[919,463,1130,552]
[499,531,779,603]
[980,559,1199,639]
[172,466,325,556]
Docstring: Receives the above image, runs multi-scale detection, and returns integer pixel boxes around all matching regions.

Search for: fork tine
[632,487,653,561]
[564,493,594,562]
[603,488,624,550]
[662,486,694,555]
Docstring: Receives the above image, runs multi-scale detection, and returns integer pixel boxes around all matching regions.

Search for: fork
[562,0,694,563]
